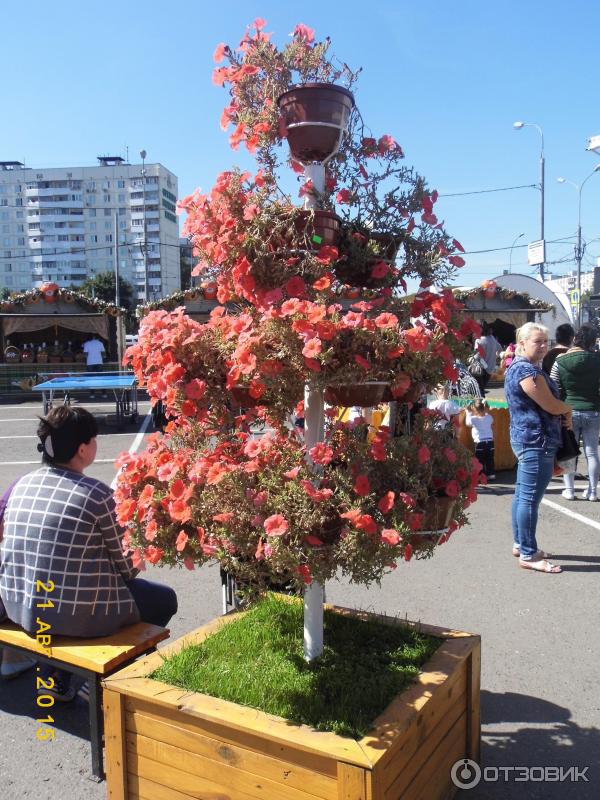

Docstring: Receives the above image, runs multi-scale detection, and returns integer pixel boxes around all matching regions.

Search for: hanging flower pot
[417,495,457,533]
[325,381,389,408]
[386,381,425,403]
[294,209,341,249]
[277,83,355,163]
[62,291,75,304]
[202,282,218,301]
[229,385,263,407]
[334,230,402,288]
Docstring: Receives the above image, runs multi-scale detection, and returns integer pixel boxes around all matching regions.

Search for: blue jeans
[47,578,177,689]
[563,411,600,496]
[511,442,556,560]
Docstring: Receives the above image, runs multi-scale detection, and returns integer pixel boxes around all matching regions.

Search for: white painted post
[302,161,327,662]
[303,383,325,660]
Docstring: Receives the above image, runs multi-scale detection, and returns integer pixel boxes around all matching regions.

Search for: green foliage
[79,272,134,309]
[151,595,439,738]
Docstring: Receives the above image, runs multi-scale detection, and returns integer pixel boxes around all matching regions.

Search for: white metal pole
[302,161,327,662]
[303,383,325,661]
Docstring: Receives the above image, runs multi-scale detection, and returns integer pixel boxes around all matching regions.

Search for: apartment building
[0,157,180,301]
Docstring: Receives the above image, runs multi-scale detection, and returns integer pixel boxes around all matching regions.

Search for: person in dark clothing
[542,323,575,374]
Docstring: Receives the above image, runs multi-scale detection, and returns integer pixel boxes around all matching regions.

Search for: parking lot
[0,396,599,798]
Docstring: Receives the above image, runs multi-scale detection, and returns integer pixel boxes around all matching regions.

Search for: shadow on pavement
[458,690,600,799]
[0,668,90,741]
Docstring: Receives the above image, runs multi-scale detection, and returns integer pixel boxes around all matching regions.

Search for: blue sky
[3,0,600,287]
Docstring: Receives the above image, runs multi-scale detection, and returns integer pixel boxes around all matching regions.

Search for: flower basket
[102,604,480,800]
[418,495,457,532]
[48,355,62,364]
[3,346,20,363]
[325,381,389,408]
[20,350,34,363]
[334,231,402,288]
[228,385,262,407]
[295,208,341,249]
[277,82,355,163]
[36,352,49,364]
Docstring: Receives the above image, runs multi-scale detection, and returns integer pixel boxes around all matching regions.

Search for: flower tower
[117,19,482,662]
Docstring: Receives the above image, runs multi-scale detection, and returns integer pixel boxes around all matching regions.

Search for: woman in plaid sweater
[0,406,177,698]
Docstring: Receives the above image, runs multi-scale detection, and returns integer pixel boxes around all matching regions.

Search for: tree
[79,272,134,309]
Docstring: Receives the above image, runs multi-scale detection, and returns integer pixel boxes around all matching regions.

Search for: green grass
[151,595,440,738]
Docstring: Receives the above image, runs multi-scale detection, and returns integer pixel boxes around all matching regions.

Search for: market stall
[0,284,126,393]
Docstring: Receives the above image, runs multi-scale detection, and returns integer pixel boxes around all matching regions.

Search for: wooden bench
[0,621,169,781]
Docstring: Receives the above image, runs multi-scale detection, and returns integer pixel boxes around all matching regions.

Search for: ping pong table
[32,372,139,428]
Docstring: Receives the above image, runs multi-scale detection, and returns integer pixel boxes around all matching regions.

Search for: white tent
[492,273,573,337]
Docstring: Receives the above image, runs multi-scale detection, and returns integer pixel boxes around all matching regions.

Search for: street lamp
[140,149,148,302]
[513,121,545,281]
[557,163,600,327]
[509,232,525,274]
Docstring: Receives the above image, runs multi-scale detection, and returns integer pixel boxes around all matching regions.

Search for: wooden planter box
[103,606,480,800]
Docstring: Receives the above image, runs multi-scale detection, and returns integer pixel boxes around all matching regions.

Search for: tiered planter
[103,605,480,800]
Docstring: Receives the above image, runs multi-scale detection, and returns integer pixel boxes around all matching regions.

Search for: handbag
[555,427,581,467]
[467,353,487,378]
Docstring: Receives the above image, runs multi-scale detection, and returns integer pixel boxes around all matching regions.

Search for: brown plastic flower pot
[325,382,389,408]
[277,83,354,163]
[418,496,457,532]
[229,385,262,407]
[295,209,341,248]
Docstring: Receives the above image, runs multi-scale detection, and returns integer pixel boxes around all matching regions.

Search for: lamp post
[513,121,545,281]
[557,164,600,327]
[140,149,148,302]
[509,232,525,274]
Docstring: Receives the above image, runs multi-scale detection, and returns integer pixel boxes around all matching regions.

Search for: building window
[17,237,25,246]
[104,208,111,217]
[105,234,113,242]
[117,180,125,189]
[88,208,96,217]
[16,211,23,218]
[103,194,111,203]
[89,222,96,231]
[90,235,98,243]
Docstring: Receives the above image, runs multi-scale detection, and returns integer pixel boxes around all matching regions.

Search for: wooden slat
[129,750,307,800]
[125,698,337,779]
[127,733,327,800]
[0,621,169,673]
[127,709,337,800]
[358,637,476,769]
[337,763,367,800]
[104,689,128,800]
[466,640,481,762]
[372,662,467,787]
[129,773,225,800]
[108,674,370,768]
[399,713,466,800]
[384,691,466,798]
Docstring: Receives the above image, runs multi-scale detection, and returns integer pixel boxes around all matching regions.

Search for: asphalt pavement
[0,397,598,799]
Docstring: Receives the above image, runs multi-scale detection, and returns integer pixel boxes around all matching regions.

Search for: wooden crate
[103,607,480,800]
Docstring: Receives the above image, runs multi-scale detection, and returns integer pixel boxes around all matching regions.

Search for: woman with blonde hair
[505,322,572,573]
